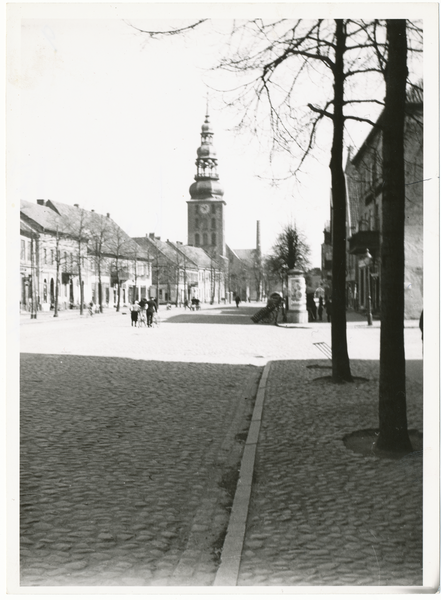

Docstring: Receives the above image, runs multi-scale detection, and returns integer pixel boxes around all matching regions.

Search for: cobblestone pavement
[20,354,260,586]
[18,304,425,588]
[238,359,424,587]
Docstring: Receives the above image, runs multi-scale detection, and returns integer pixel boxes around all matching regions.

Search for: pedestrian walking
[88,301,94,317]
[419,310,423,340]
[318,297,324,321]
[146,298,157,327]
[325,297,332,322]
[130,302,140,326]
[306,293,317,322]
[235,295,241,308]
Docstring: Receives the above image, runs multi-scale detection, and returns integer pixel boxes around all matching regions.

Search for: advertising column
[286,269,308,323]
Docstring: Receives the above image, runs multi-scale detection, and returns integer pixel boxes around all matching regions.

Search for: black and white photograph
[6,2,439,594]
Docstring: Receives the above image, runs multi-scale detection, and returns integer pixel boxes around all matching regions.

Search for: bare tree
[376,20,413,454]
[133,18,423,447]
[263,254,286,297]
[89,214,112,313]
[53,229,61,317]
[56,208,91,315]
[267,224,311,299]
[107,224,131,312]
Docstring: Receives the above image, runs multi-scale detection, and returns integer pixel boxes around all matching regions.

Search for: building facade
[20,199,152,313]
[322,102,423,319]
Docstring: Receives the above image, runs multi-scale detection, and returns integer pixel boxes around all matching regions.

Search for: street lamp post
[363,249,373,326]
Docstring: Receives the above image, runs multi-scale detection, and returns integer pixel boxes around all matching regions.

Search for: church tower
[187,110,226,258]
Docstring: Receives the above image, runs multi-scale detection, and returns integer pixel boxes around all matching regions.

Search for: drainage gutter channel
[213,361,272,586]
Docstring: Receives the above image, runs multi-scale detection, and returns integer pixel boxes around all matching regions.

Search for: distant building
[133,234,220,305]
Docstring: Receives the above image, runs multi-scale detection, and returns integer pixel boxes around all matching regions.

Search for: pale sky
[10,4,428,267]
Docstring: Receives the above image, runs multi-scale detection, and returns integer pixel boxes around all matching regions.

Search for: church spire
[189,109,224,199]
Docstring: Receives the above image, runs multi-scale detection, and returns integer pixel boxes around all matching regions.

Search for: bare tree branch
[125,19,208,38]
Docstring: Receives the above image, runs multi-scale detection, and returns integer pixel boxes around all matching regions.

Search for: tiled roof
[20,199,61,232]
[172,245,213,269]
[21,200,147,260]
[132,237,174,266]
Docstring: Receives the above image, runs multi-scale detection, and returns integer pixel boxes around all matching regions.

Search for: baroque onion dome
[189,112,225,200]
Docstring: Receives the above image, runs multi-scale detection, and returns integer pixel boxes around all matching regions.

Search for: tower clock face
[200,204,209,214]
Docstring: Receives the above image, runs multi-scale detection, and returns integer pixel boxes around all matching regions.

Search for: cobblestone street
[18,304,426,588]
[20,353,260,586]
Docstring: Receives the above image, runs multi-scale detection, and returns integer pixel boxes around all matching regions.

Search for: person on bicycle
[146,298,157,327]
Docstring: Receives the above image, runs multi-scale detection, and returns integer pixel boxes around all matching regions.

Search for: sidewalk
[216,358,427,588]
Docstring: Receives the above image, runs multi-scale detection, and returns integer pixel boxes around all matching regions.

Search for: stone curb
[213,361,272,586]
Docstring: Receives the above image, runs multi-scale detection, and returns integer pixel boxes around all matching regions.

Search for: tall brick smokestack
[256,221,261,258]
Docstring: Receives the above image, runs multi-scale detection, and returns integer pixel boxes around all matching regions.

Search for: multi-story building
[322,101,423,319]
[20,199,152,313]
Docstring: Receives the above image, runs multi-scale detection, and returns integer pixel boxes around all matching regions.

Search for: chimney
[37,199,45,206]
[256,221,261,256]
[74,204,79,208]
[91,209,95,213]
[156,236,161,241]
[149,233,155,239]
[106,213,110,218]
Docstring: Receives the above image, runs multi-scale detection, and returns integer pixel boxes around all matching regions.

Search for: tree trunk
[78,257,84,315]
[116,262,120,312]
[375,20,412,453]
[98,262,103,313]
[330,19,352,382]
